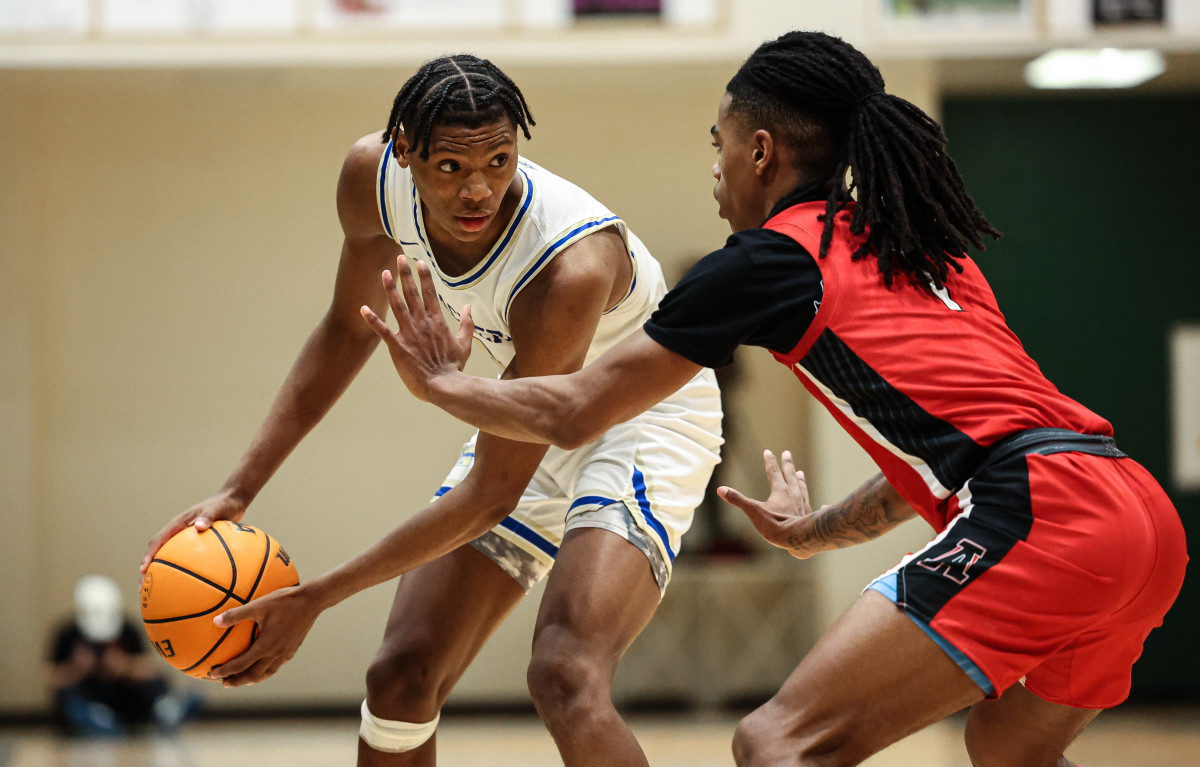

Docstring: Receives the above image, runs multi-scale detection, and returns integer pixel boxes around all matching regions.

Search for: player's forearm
[426,344,670,450]
[787,473,917,557]
[223,314,380,504]
[428,370,595,448]
[303,486,514,610]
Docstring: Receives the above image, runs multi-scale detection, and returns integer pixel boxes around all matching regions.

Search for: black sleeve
[118,619,147,655]
[644,227,823,369]
[50,623,80,664]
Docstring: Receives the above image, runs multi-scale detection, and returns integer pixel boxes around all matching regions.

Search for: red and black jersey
[646,200,1111,530]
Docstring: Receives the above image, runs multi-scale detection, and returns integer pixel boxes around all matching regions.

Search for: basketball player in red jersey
[361,31,1189,767]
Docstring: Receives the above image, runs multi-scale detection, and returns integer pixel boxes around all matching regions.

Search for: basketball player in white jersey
[140,55,722,767]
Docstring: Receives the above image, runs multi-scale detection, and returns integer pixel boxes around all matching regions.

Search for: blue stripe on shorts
[868,572,995,696]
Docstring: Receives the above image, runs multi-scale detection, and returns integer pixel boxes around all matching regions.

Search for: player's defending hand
[140,491,247,582]
[208,584,318,687]
[361,255,474,402]
[718,450,820,560]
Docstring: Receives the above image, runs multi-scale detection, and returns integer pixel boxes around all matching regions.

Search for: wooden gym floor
[3,704,1199,766]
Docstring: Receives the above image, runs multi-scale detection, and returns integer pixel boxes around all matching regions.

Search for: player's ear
[752,129,774,175]
[391,126,412,169]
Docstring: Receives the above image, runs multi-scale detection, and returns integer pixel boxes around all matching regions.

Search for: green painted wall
[943,95,1199,699]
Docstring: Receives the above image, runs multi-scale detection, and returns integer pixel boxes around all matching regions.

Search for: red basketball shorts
[879,441,1187,709]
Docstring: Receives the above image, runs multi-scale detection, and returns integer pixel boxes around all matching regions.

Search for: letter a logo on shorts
[916,538,986,585]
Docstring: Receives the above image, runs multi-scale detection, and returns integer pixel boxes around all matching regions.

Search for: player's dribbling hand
[361,255,474,402]
[208,585,317,687]
[140,491,247,582]
[718,449,819,559]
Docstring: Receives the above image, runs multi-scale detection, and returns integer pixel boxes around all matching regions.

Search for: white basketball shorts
[433,368,724,593]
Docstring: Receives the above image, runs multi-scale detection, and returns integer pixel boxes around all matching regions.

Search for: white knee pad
[359,699,441,753]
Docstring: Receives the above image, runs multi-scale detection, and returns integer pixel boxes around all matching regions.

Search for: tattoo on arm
[786,474,915,554]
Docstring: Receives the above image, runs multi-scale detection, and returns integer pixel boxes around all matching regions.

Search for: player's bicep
[327,136,403,330]
[328,235,403,330]
[458,430,550,511]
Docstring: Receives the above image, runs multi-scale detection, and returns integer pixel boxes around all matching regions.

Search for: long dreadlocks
[383,54,535,160]
[727,31,1000,288]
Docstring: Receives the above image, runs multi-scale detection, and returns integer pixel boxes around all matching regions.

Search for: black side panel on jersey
[800,329,989,492]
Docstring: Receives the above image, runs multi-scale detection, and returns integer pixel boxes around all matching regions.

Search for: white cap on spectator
[74,575,123,643]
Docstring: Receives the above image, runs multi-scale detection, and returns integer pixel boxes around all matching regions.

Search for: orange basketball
[140,520,299,679]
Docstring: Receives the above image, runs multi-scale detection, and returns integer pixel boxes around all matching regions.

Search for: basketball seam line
[182,625,238,673]
[244,530,272,604]
[181,524,275,673]
[143,522,250,624]
[141,559,249,623]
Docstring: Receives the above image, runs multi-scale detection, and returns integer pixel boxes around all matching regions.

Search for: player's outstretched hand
[140,491,247,582]
[361,255,475,402]
[718,449,819,559]
[208,584,319,687]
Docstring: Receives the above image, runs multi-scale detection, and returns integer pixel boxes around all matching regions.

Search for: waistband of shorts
[974,428,1126,477]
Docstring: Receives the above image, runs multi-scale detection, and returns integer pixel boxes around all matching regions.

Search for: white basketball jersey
[376,141,666,370]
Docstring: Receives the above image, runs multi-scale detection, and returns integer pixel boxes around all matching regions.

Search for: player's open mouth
[456,214,490,232]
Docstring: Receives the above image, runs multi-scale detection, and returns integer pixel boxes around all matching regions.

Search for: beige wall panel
[0,79,47,710]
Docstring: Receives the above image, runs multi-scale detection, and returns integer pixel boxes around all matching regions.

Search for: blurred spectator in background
[47,575,199,737]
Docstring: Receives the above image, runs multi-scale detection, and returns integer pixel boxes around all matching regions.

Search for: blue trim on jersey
[411,176,433,259]
[632,465,675,562]
[569,495,618,511]
[868,573,995,695]
[505,215,620,319]
[602,249,638,316]
[379,141,395,241]
[499,516,559,558]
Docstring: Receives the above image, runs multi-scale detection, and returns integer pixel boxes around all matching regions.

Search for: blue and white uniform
[377,145,723,591]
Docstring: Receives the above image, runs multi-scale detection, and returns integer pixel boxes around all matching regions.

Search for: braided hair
[383,54,535,160]
[727,31,1000,288]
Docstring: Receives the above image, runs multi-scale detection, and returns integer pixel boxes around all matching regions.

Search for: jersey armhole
[376,139,396,242]
[501,215,624,324]
[767,221,837,366]
[602,222,638,316]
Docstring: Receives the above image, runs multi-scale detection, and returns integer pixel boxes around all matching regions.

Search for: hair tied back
[855,91,887,110]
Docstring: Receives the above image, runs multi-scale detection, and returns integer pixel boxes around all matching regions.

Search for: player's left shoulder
[535,228,627,297]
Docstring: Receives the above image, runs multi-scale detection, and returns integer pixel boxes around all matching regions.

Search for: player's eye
[437,160,460,173]
[489,154,509,168]
[711,141,721,152]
